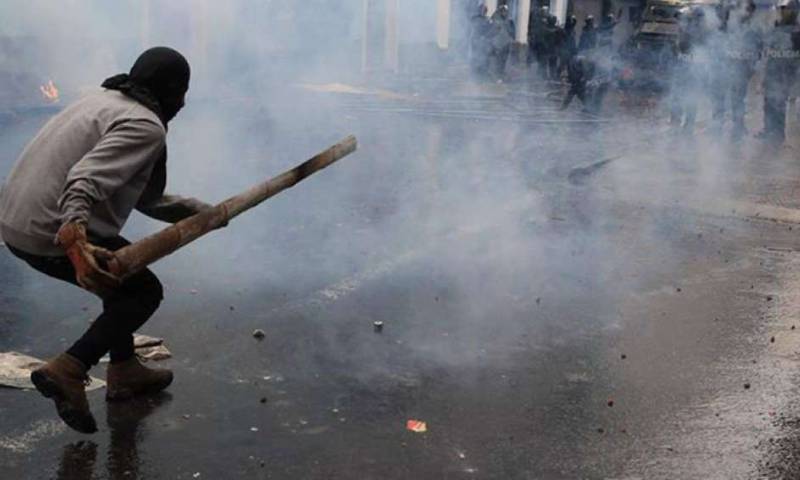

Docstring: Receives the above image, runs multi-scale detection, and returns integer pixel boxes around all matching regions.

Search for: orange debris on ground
[406,419,427,433]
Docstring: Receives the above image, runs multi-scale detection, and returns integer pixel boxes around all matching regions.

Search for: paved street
[3,76,800,479]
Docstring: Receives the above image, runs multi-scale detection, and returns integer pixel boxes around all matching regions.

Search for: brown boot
[106,357,173,401]
[30,353,98,434]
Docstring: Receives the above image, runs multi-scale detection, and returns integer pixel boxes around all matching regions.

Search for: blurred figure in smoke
[579,15,598,51]
[708,1,733,134]
[597,13,619,49]
[561,55,611,113]
[560,15,579,77]
[529,6,551,73]
[758,0,800,143]
[541,15,564,80]
[669,7,709,132]
[0,47,213,434]
[710,0,761,137]
[470,4,492,78]
[488,5,516,81]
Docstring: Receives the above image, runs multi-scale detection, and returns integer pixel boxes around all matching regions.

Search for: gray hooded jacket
[0,89,207,256]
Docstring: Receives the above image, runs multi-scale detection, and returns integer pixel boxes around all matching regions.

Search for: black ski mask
[101,47,191,126]
[102,47,190,205]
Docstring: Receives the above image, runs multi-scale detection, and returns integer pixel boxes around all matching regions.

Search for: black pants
[489,45,510,79]
[7,236,163,367]
[764,80,792,142]
[711,64,753,134]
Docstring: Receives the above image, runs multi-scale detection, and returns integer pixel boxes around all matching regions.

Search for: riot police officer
[469,4,492,77]
[541,15,564,80]
[759,0,800,143]
[670,7,708,131]
[579,15,598,51]
[710,0,761,137]
[489,5,516,80]
[530,6,551,76]
[561,55,611,113]
[597,13,618,49]
[560,15,579,76]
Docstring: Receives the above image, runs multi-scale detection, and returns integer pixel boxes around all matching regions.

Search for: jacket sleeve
[58,119,165,225]
[136,194,213,224]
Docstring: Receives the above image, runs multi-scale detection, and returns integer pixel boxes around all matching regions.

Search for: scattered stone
[190,289,198,295]
[260,462,266,468]
[253,329,266,340]
[597,428,605,434]
[250,427,259,432]
[182,414,191,420]
[607,399,614,408]
[767,296,773,302]
[260,397,268,404]
[373,321,384,333]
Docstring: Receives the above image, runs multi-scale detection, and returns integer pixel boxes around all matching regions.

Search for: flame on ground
[39,80,59,103]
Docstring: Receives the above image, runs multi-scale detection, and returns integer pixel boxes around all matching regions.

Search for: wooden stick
[108,135,357,279]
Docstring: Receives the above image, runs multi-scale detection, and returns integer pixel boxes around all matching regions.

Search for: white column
[550,0,568,25]
[485,0,498,16]
[384,0,399,72]
[516,0,531,44]
[436,0,451,50]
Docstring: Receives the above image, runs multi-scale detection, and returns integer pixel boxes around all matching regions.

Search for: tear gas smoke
[0,0,788,381]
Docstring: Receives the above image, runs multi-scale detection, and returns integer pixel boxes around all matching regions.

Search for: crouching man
[0,47,213,433]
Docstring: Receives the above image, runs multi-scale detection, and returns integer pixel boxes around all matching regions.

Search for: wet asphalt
[3,75,800,479]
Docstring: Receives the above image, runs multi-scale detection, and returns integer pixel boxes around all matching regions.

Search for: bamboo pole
[108,135,357,279]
